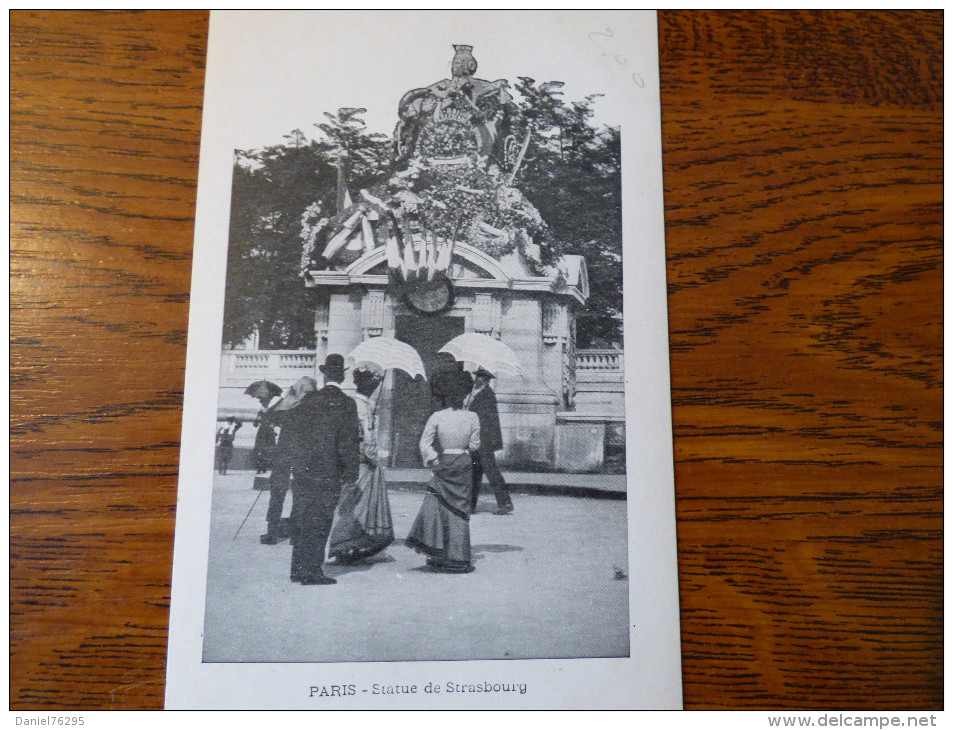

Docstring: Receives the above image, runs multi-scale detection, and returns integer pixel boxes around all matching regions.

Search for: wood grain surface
[10,10,942,710]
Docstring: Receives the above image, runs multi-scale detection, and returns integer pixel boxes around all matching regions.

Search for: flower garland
[299,202,328,275]
[417,119,479,160]
[301,80,549,270]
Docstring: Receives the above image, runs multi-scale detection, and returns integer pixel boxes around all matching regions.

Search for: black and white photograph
[166,10,679,709]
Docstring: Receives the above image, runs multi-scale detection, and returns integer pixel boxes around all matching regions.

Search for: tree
[514,78,623,348]
[223,88,623,350]
[222,109,392,349]
[315,108,391,183]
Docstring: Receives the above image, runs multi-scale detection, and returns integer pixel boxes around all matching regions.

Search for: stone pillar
[313,296,330,377]
[495,294,560,468]
[541,299,565,345]
[361,289,385,338]
[564,310,577,410]
[541,298,576,409]
[375,292,399,463]
[325,291,364,385]
[472,292,502,338]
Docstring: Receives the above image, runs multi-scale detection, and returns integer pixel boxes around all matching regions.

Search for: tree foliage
[222,116,389,349]
[223,81,622,349]
[514,78,622,348]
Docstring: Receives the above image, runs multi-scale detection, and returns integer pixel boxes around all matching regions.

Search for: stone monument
[300,45,591,469]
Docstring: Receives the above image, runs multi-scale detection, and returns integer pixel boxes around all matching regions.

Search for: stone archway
[343,241,512,283]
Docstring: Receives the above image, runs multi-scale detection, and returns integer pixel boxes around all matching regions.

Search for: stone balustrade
[576,348,624,373]
[220,349,316,387]
[222,348,622,379]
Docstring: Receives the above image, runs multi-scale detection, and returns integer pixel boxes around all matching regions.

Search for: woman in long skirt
[328,364,395,563]
[407,378,481,573]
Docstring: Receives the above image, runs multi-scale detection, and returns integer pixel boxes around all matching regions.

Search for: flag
[336,155,353,214]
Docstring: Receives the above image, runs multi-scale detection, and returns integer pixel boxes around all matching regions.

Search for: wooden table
[10,11,942,710]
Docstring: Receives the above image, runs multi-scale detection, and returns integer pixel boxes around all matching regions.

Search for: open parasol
[347,337,427,380]
[244,380,283,401]
[438,333,521,377]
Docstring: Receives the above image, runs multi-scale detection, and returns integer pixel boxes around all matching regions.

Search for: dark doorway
[391,314,466,467]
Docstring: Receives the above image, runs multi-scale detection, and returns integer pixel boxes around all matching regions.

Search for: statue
[303,45,547,278]
[394,45,522,171]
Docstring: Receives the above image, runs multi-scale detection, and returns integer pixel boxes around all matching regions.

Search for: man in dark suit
[466,367,513,515]
[275,354,360,585]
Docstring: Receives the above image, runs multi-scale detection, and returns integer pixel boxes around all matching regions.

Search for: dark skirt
[406,452,473,572]
[328,463,394,562]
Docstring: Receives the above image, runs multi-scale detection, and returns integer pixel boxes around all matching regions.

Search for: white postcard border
[165,10,681,710]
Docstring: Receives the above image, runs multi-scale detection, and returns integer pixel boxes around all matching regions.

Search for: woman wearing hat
[328,363,395,563]
[407,372,481,573]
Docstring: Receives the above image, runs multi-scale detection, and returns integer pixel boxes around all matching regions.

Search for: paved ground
[202,471,631,664]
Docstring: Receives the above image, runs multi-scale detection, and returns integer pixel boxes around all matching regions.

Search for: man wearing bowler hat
[465,367,514,515]
[277,353,360,585]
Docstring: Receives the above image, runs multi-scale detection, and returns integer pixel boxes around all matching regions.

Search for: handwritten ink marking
[588,28,614,43]
[588,27,646,89]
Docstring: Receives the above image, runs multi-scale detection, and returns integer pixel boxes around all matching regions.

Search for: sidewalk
[383,468,626,497]
[202,472,631,664]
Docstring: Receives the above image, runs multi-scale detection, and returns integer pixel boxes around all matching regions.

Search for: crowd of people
[217,353,512,585]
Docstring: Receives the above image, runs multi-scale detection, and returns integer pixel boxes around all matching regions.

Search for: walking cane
[233,488,264,541]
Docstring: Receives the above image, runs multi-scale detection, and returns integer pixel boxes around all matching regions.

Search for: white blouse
[419,408,481,466]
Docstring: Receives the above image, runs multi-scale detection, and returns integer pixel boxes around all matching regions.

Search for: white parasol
[438,332,521,378]
[347,337,427,380]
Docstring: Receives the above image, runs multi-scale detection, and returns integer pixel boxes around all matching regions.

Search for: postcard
[165,9,680,709]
